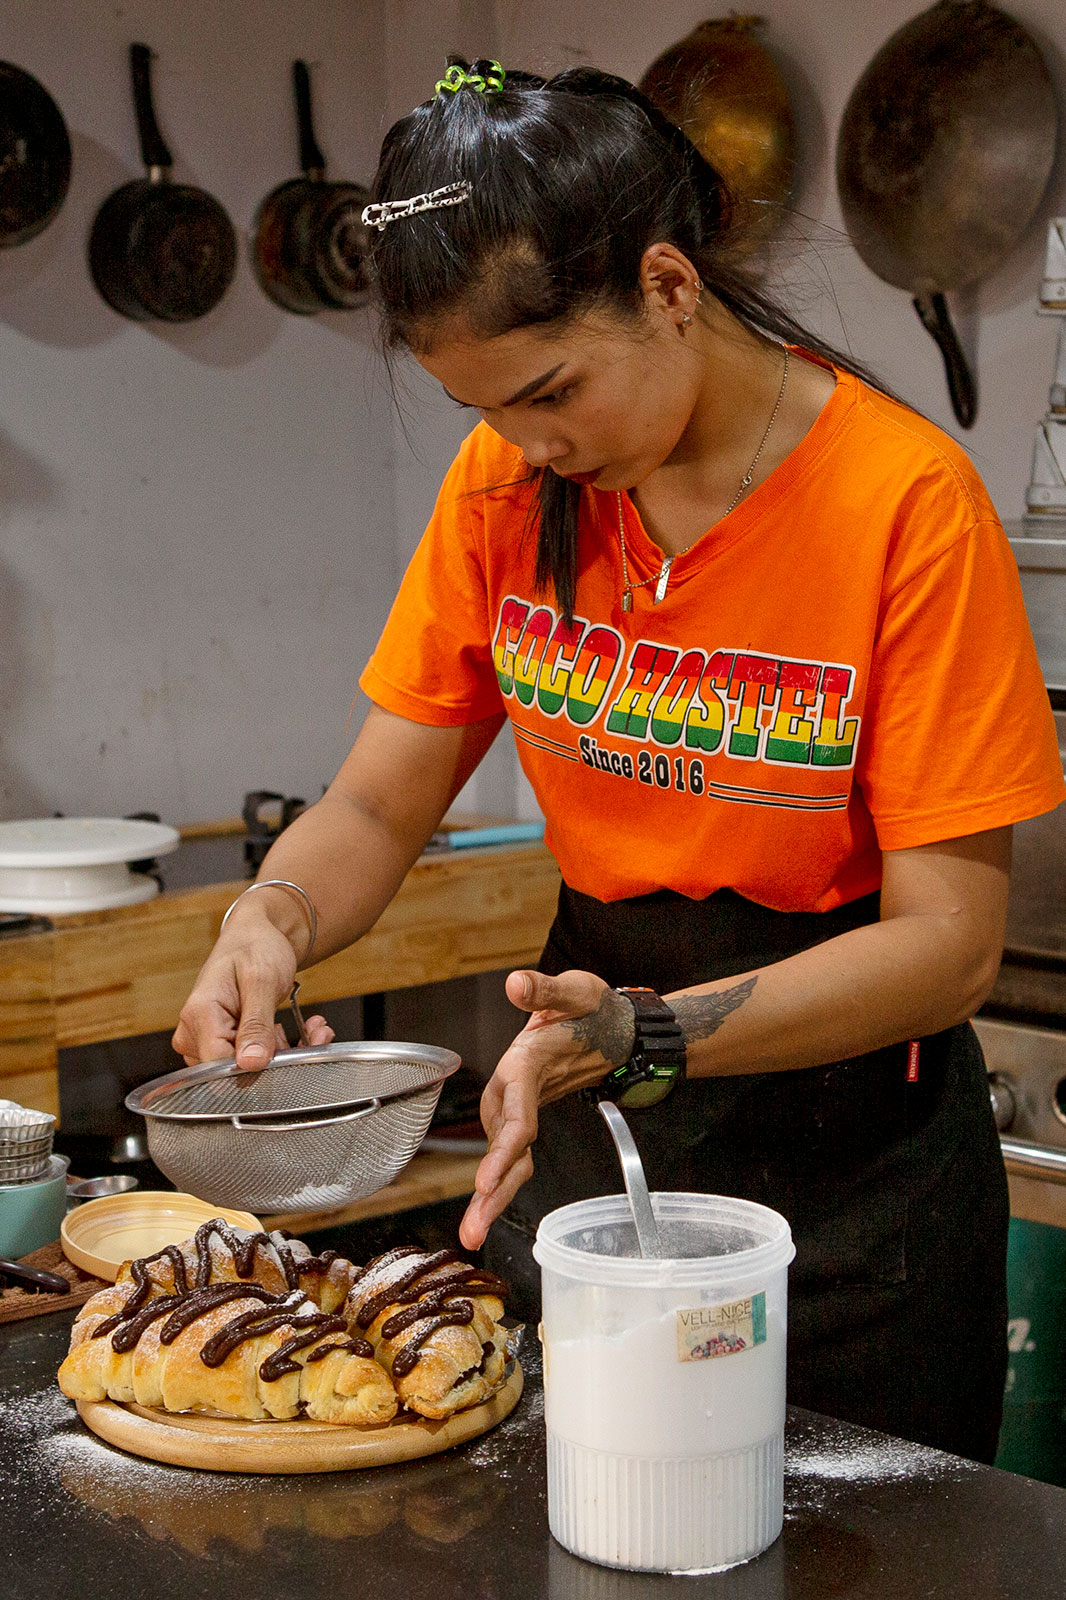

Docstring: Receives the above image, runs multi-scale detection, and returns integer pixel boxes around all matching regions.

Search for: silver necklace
[618,345,790,612]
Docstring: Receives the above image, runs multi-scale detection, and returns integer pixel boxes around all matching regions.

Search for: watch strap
[595,987,686,1108]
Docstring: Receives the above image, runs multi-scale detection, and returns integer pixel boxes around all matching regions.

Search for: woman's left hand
[458,969,635,1250]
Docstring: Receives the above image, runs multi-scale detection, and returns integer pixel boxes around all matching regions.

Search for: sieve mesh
[126,1041,462,1213]
[143,1088,441,1213]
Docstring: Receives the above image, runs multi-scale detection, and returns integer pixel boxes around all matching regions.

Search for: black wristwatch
[594,987,687,1109]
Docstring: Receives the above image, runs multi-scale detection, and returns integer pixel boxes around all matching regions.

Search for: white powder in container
[535,1192,795,1574]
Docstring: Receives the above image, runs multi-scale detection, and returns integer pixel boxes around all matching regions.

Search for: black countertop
[4,1309,1065,1600]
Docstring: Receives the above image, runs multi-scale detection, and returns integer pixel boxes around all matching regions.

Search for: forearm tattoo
[673,976,758,1043]
[562,988,637,1066]
[560,975,758,1066]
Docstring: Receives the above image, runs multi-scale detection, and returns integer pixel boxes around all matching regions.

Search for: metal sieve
[125,1040,461,1214]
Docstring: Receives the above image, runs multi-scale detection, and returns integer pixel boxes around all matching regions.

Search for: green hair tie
[434,60,505,96]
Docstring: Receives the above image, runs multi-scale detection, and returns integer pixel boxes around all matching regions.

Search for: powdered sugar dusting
[0,1380,219,1504]
[784,1417,978,1516]
[463,1376,543,1471]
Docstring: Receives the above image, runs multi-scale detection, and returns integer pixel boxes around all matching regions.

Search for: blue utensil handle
[444,823,545,849]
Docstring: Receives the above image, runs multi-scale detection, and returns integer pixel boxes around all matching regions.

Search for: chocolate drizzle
[353,1249,508,1331]
[381,1289,474,1341]
[92,1218,347,1352]
[349,1248,508,1382]
[391,1311,478,1379]
[188,1219,336,1291]
[88,1260,370,1385]
[90,1244,191,1339]
[160,1282,282,1345]
[306,1336,373,1363]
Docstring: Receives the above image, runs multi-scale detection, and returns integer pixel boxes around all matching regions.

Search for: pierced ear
[640,242,701,324]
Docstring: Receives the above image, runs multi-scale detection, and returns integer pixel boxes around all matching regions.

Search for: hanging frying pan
[639,17,795,251]
[0,61,71,246]
[88,43,236,322]
[252,60,369,314]
[836,0,1057,428]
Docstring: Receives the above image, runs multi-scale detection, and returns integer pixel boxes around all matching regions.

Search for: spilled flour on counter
[0,1380,219,1502]
[462,1379,543,1472]
[784,1418,979,1517]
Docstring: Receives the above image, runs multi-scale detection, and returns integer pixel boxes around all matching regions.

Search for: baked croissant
[58,1278,398,1425]
[114,1217,358,1312]
[345,1247,510,1420]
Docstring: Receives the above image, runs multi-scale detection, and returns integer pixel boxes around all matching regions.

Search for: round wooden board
[75,1360,522,1474]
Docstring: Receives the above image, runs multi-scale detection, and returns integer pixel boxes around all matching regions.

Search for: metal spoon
[598,1101,664,1258]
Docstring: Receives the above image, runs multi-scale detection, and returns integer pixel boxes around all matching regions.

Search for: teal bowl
[0,1155,70,1256]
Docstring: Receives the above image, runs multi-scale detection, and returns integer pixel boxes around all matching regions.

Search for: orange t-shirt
[360,364,1065,911]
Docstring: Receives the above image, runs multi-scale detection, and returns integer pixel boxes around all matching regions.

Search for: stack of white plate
[0,817,180,914]
[0,1100,56,1185]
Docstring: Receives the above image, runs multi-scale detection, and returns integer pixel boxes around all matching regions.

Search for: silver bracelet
[220,879,318,965]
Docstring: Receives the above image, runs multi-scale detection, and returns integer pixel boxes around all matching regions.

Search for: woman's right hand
[171,912,334,1068]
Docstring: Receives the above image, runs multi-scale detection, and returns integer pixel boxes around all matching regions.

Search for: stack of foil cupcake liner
[0,1099,56,1184]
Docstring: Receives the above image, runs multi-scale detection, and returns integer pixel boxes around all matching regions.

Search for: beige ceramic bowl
[61,1191,261,1280]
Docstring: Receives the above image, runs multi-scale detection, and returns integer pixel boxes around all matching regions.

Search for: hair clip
[434,60,505,96]
[361,181,473,231]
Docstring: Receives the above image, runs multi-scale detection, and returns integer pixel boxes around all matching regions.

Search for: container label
[675,1292,766,1361]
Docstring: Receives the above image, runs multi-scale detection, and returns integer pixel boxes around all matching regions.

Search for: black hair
[365,60,886,621]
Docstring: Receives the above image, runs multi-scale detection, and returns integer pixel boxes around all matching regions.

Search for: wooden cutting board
[0,1240,108,1324]
[75,1360,522,1474]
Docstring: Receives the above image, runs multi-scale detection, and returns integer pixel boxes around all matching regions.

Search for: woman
[174,62,1064,1462]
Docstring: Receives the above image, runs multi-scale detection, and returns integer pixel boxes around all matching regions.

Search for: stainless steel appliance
[978,532,1066,1213]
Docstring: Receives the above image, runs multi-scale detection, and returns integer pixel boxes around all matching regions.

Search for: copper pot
[639,16,795,244]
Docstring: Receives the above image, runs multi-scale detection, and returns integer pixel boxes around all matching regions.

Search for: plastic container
[0,1155,70,1256]
[534,1192,795,1574]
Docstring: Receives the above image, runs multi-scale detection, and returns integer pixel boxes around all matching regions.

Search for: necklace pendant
[653,557,673,604]
[622,590,633,613]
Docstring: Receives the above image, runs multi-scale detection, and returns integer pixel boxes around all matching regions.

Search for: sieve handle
[288,981,311,1046]
[230,1099,382,1133]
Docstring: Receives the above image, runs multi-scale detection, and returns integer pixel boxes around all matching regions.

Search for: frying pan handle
[293,60,325,178]
[912,292,977,430]
[130,42,173,173]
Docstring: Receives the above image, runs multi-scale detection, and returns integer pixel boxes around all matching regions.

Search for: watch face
[616,1068,678,1109]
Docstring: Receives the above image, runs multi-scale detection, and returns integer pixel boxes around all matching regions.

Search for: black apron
[483,883,1009,1464]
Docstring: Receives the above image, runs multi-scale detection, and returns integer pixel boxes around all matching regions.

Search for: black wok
[252,60,369,314]
[0,60,71,247]
[836,0,1057,428]
[88,43,236,323]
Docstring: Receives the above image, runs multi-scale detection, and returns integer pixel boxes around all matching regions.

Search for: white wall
[0,1,395,823]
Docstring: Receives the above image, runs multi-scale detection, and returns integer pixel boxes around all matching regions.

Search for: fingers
[233,963,288,1070]
[272,1016,336,1051]
[172,1002,237,1069]
[459,1149,534,1250]
[505,967,607,1022]
[505,969,536,1009]
[305,1015,335,1046]
[458,1071,539,1249]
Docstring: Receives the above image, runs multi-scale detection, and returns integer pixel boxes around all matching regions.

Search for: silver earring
[682,313,693,326]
